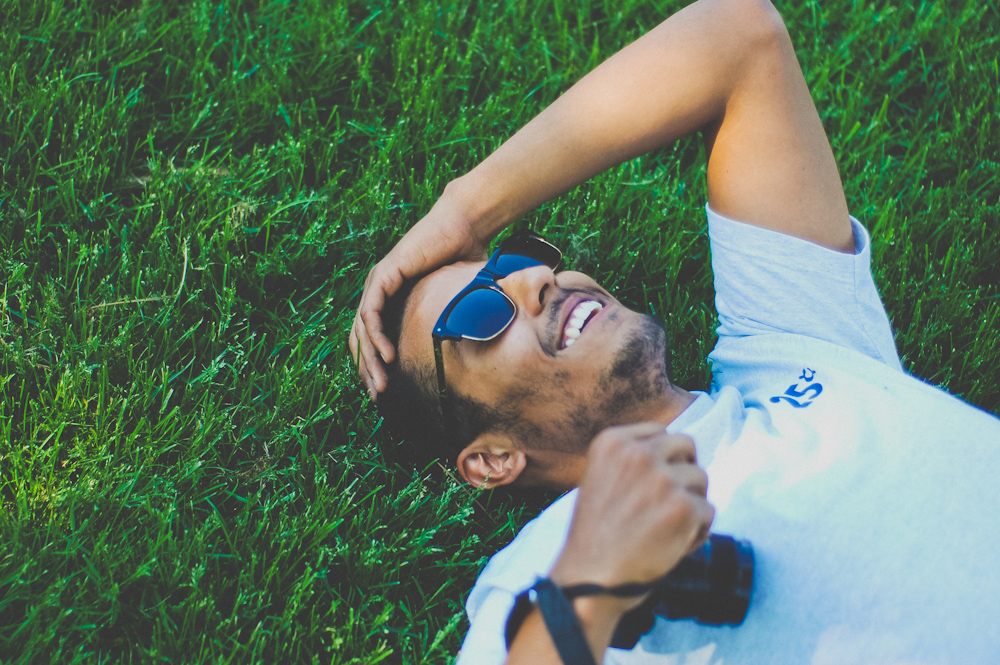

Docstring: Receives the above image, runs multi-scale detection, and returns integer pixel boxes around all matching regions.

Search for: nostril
[538,283,549,306]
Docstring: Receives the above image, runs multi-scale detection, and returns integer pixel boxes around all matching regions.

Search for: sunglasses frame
[431,231,562,434]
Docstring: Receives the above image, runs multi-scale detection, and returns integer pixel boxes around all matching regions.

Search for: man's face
[398,260,672,455]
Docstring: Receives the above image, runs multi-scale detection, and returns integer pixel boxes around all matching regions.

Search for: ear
[455,433,527,489]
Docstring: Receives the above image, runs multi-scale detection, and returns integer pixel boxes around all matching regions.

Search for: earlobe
[456,437,527,489]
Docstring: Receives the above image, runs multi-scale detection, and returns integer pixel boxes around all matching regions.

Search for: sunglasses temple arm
[433,337,454,428]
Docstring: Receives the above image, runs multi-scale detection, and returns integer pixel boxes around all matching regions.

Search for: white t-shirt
[456,207,1000,665]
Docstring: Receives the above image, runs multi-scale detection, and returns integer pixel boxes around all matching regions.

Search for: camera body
[610,534,754,649]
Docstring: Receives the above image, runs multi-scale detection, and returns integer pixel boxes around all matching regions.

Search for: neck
[532,384,697,491]
[644,383,697,429]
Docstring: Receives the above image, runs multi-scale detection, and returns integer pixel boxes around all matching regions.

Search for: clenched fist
[551,423,714,613]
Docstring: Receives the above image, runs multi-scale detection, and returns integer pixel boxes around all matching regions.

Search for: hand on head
[349,192,491,398]
[550,423,714,613]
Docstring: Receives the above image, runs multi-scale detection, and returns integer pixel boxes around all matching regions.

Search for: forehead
[398,260,487,370]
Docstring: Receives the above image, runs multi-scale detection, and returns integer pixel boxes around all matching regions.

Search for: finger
[588,422,668,466]
[352,317,380,392]
[353,271,390,392]
[354,296,389,393]
[600,428,695,464]
[359,337,386,393]
[353,356,377,401]
[359,265,404,366]
[357,345,385,402]
[363,307,395,366]
[686,498,716,553]
[667,463,709,498]
[623,421,674,438]
[361,362,380,401]
[599,421,670,444]
[351,318,379,398]
[357,336,384,397]
[660,434,697,465]
[348,320,361,365]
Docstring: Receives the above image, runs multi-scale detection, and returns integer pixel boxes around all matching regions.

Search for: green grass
[1,0,997,662]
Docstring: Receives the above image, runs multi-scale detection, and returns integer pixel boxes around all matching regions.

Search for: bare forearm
[447,0,778,239]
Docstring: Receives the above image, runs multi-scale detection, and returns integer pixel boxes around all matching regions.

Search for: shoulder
[469,490,578,611]
[458,491,578,664]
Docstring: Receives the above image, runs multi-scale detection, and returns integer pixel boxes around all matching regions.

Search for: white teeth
[561,300,603,349]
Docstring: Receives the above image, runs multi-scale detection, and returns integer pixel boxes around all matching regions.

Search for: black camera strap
[530,579,599,665]
[504,578,657,664]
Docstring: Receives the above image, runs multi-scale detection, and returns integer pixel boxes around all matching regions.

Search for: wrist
[442,173,512,245]
[549,561,650,618]
[506,579,606,665]
[570,593,632,629]
[505,575,657,659]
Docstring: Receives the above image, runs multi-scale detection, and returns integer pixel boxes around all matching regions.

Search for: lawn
[1,0,997,662]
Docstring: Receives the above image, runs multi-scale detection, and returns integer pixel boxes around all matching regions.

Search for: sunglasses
[432,231,562,430]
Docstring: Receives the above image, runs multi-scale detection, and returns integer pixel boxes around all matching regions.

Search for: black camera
[504,534,754,652]
[609,534,754,649]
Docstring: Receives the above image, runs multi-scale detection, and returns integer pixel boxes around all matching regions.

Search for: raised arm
[352,0,851,395]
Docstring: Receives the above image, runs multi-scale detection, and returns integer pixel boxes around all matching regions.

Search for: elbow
[717,0,790,54]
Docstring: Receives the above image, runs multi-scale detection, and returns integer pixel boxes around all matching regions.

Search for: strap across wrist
[504,577,656,663]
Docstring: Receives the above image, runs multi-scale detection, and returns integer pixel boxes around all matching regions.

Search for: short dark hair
[377,278,507,469]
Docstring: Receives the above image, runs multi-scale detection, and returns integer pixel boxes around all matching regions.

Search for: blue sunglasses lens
[493,237,561,275]
[493,252,548,274]
[446,288,514,340]
[496,254,544,275]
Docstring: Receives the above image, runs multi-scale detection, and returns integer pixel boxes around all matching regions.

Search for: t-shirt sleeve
[707,205,901,370]
[456,491,578,665]
[455,588,515,665]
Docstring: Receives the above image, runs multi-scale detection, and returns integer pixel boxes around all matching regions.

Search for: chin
[524,313,673,456]
[604,313,672,405]
[550,314,672,451]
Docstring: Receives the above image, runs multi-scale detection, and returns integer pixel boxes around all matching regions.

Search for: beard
[607,313,671,399]
[534,312,672,454]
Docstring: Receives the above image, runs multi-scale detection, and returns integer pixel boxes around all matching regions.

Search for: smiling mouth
[561,300,603,349]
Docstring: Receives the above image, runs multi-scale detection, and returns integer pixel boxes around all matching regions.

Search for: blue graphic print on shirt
[770,368,823,408]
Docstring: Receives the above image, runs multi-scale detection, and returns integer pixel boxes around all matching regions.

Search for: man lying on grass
[350,0,1000,662]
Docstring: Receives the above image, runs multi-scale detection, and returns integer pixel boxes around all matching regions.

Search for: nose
[496,265,555,318]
